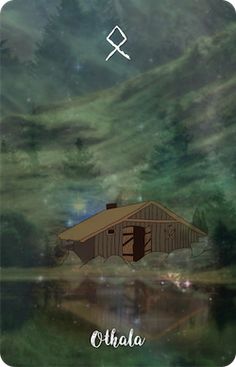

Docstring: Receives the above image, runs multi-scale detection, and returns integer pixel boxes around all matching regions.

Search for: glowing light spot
[134,318,141,325]
[184,280,191,288]
[67,219,74,227]
[73,199,86,213]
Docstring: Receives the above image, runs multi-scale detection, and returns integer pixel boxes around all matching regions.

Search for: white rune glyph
[106,26,131,61]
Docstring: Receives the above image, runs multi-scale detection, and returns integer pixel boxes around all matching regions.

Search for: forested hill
[1,24,236,239]
[1,0,236,115]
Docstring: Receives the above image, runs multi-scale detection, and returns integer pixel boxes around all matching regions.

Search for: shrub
[0,212,43,267]
[212,221,236,267]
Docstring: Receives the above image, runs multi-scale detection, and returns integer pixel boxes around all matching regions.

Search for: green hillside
[1,24,236,245]
[1,0,236,115]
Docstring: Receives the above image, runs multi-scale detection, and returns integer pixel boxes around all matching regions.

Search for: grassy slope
[1,25,236,229]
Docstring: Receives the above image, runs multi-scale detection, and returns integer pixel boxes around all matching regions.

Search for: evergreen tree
[192,208,202,229]
[63,136,96,179]
[192,208,208,233]
[142,100,212,203]
[33,0,83,104]
[200,210,208,233]
[150,105,190,174]
[0,40,31,115]
[0,212,43,267]
[1,139,8,154]
[212,221,236,267]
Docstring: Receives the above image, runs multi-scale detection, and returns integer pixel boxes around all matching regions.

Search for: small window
[107,228,115,235]
[165,225,176,240]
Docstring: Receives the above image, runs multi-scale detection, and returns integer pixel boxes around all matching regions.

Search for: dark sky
[0,0,60,60]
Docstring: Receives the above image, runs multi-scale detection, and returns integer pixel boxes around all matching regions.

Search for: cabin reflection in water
[53,279,210,339]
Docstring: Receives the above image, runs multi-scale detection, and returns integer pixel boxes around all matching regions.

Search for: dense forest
[0,0,236,267]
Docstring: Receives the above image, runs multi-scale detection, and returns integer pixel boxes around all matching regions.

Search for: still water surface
[1,278,235,367]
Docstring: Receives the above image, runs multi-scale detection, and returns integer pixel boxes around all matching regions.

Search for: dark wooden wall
[79,204,203,261]
[94,222,123,258]
[122,220,200,253]
[129,203,173,220]
[151,222,200,252]
[92,220,201,259]
[73,238,95,263]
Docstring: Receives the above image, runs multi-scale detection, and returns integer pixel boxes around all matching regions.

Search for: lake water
[1,277,235,366]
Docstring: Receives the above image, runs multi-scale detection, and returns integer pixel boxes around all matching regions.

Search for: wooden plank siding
[62,202,206,263]
[151,222,200,252]
[88,204,203,259]
[73,238,95,263]
[129,203,173,221]
[92,219,201,259]
[94,222,123,258]
[94,221,153,259]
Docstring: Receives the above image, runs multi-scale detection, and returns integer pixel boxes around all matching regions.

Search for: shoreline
[1,265,236,285]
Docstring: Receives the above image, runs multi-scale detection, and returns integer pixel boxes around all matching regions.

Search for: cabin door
[133,226,145,261]
[122,226,145,262]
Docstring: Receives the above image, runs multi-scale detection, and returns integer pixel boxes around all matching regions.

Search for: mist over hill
[1,24,236,235]
[1,0,235,114]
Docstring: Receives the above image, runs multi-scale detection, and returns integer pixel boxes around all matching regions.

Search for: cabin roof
[59,201,206,242]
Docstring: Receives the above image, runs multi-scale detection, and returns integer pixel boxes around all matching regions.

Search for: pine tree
[213,221,236,267]
[192,208,208,233]
[200,210,208,233]
[0,40,30,115]
[33,0,83,104]
[149,104,191,177]
[192,208,202,229]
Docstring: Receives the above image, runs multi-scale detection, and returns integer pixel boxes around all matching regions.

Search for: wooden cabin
[58,201,207,263]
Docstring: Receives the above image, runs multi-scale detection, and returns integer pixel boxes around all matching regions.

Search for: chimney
[106,203,117,210]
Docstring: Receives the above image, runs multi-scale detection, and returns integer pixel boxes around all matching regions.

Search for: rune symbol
[106,25,131,61]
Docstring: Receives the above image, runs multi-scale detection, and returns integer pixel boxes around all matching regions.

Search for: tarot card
[0,1,236,366]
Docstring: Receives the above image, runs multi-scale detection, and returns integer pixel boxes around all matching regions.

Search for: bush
[0,212,44,267]
[212,221,236,267]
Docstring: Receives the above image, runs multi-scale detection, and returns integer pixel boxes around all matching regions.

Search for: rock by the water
[198,236,209,244]
[85,256,105,266]
[103,256,131,275]
[136,252,168,268]
[167,248,192,268]
[105,256,129,267]
[191,237,213,256]
[189,249,217,269]
[63,251,83,266]
[191,242,208,257]
[59,238,216,272]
